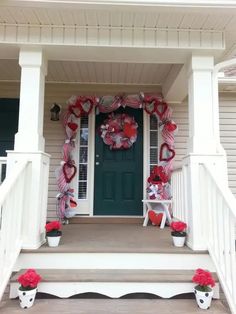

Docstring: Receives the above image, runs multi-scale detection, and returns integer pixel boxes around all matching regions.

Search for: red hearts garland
[160,143,175,162]
[63,161,77,183]
[156,102,168,120]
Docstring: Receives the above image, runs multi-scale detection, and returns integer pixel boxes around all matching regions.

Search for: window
[149,114,159,172]
[78,116,89,199]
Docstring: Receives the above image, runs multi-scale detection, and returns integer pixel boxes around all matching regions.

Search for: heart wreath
[160,143,175,162]
[99,113,138,150]
[63,161,77,183]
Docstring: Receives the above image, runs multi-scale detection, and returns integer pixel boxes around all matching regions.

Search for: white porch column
[184,55,228,250]
[15,48,47,151]
[6,48,50,249]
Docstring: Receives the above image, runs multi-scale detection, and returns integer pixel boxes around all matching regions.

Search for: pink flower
[192,268,215,288]
[18,269,41,288]
[170,221,187,233]
[45,221,61,233]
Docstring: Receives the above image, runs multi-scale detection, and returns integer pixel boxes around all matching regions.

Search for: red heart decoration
[156,102,168,120]
[144,99,158,115]
[80,99,94,115]
[160,143,175,162]
[69,104,82,118]
[165,121,177,132]
[69,97,95,118]
[63,161,77,183]
[67,122,78,132]
[148,210,163,226]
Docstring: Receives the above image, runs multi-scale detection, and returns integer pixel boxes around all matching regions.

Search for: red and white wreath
[99,113,138,150]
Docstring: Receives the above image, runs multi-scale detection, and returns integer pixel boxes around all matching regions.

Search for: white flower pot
[194,287,213,310]
[18,288,37,309]
[172,235,186,247]
[47,236,61,247]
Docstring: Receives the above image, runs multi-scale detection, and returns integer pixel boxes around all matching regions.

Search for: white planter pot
[194,287,213,310]
[47,236,61,247]
[172,235,186,247]
[18,288,37,309]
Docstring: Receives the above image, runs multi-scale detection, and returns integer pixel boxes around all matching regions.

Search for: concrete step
[9,269,220,299]
[0,299,230,314]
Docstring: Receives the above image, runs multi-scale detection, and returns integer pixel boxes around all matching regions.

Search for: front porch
[10,223,216,299]
[25,223,192,254]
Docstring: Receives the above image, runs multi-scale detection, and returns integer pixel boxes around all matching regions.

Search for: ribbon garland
[56,93,177,219]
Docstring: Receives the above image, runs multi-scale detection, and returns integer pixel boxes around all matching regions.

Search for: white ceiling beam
[162,64,187,103]
[0,23,225,51]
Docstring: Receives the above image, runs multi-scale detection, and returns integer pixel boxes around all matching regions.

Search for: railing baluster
[0,161,31,300]
[201,163,236,313]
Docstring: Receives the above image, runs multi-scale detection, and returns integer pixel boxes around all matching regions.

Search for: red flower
[45,221,61,233]
[148,166,168,184]
[192,269,215,288]
[18,269,41,289]
[170,221,187,232]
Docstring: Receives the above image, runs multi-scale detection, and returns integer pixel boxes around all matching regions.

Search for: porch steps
[9,269,220,299]
[0,299,230,314]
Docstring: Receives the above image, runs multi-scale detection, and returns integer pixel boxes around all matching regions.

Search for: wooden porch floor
[25,224,200,254]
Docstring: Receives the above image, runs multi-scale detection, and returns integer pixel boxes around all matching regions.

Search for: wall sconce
[50,103,61,121]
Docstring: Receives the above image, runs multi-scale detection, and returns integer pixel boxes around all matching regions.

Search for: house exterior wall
[42,90,236,218]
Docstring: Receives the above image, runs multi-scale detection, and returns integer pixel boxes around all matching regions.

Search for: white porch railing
[0,157,7,184]
[200,163,236,314]
[172,167,187,222]
[0,160,31,300]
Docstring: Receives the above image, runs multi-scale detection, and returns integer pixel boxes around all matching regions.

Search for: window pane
[78,182,87,199]
[150,131,158,146]
[150,115,158,129]
[150,148,158,164]
[79,147,88,163]
[79,164,87,181]
[80,129,88,145]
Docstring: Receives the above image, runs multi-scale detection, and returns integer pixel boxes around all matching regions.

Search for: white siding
[219,94,236,197]
[171,101,188,169]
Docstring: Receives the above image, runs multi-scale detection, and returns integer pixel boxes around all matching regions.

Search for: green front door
[94,107,143,216]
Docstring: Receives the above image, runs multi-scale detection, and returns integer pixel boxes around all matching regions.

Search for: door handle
[96,162,100,165]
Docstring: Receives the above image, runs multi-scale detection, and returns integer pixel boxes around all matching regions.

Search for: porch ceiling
[0,59,172,85]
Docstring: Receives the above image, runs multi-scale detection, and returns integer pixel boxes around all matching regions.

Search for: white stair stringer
[9,281,220,299]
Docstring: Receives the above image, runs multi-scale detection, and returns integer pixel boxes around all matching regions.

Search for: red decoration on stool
[148,210,163,226]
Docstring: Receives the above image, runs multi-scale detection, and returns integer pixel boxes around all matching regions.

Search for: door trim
[75,109,150,216]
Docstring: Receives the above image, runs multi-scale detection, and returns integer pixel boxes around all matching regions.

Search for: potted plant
[170,220,187,247]
[192,268,215,310]
[17,269,41,309]
[45,220,62,247]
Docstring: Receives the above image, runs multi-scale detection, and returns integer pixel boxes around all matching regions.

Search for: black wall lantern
[50,103,61,121]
